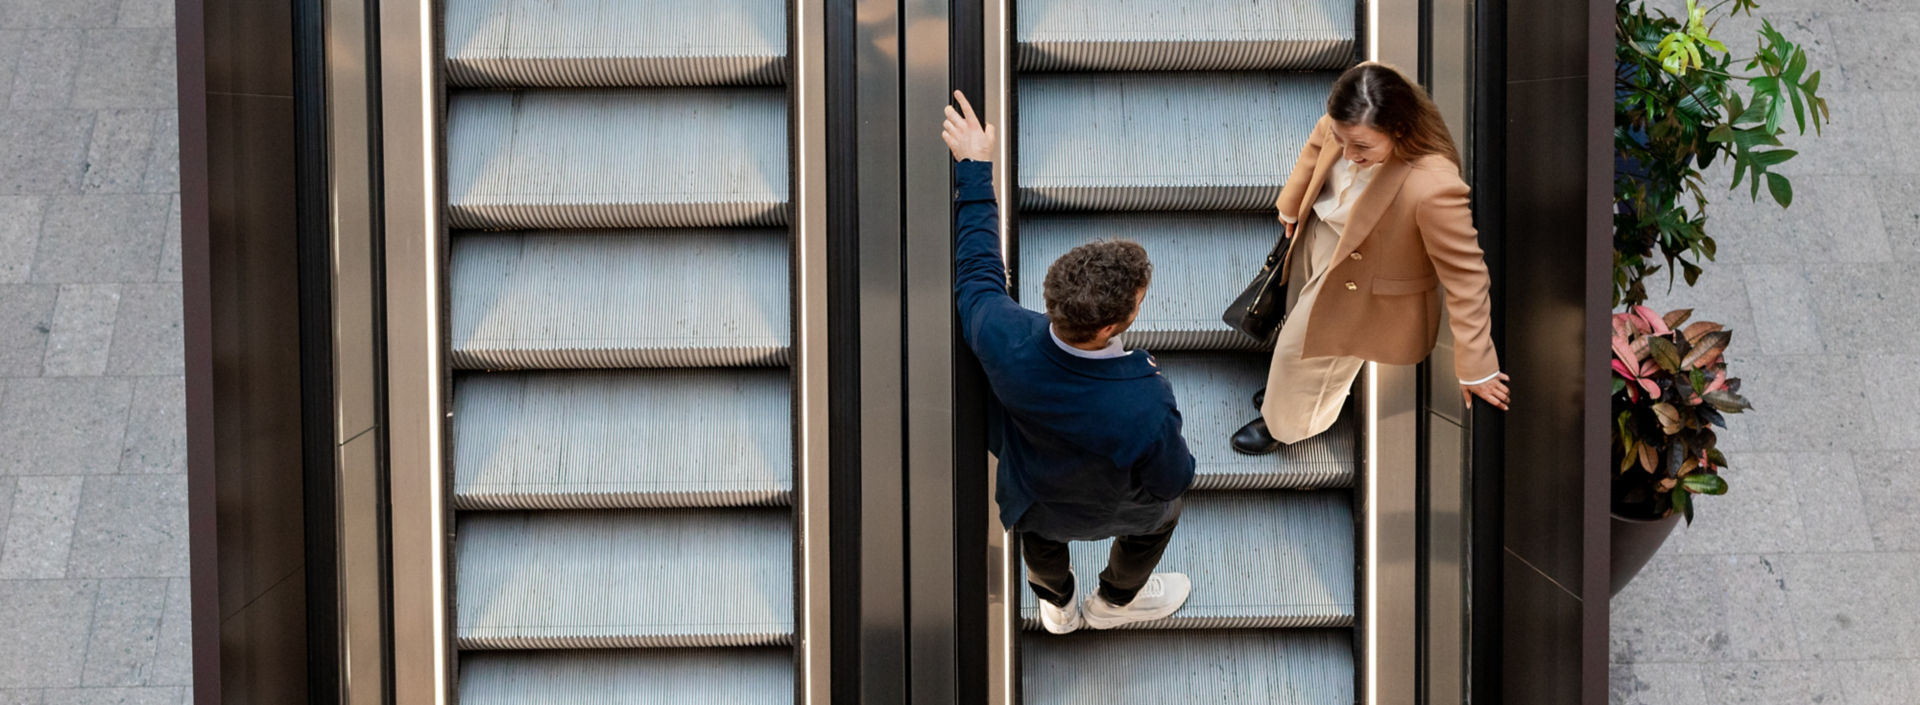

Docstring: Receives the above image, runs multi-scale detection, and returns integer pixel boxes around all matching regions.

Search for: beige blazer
[1274,116,1499,382]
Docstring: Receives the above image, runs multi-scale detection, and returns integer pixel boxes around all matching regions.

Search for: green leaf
[1649,335,1684,372]
[1690,367,1708,394]
[1706,447,1729,468]
[1767,172,1793,207]
[1704,390,1754,413]
[1613,376,1628,397]
[1751,148,1799,167]
[1682,472,1729,495]
[1672,486,1694,524]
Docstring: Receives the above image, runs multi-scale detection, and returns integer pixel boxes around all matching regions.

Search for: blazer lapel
[1329,157,1412,263]
[1296,132,1342,219]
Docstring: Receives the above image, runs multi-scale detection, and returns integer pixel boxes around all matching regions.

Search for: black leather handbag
[1221,230,1294,344]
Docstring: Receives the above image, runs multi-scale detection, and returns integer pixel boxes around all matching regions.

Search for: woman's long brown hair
[1325,62,1461,168]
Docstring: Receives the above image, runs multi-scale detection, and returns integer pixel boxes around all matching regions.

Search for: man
[942,91,1195,634]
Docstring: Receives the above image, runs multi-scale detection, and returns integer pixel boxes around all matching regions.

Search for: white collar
[1050,326,1129,359]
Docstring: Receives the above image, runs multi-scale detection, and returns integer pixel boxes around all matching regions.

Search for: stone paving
[0,0,190,702]
[1610,1,1920,702]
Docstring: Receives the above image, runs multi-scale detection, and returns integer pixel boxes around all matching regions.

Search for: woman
[1232,62,1510,455]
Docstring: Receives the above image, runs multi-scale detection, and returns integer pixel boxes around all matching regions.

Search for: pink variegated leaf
[1634,305,1673,335]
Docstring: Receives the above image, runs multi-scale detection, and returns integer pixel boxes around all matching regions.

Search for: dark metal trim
[824,0,865,701]
[293,0,340,699]
[1467,0,1506,695]
[949,2,989,702]
[176,0,219,698]
[360,0,398,698]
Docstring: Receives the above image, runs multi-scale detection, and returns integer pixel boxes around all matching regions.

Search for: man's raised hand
[943,90,996,162]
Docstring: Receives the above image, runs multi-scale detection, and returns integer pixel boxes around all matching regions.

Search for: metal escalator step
[1018,491,1354,630]
[1018,72,1333,212]
[448,90,788,229]
[1018,0,1353,72]
[1018,213,1283,352]
[460,649,794,704]
[1154,353,1354,490]
[452,370,791,510]
[456,509,793,649]
[1022,629,1353,704]
[449,230,790,369]
[446,0,786,88]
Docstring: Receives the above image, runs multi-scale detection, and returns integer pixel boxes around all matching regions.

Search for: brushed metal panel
[445,0,787,87]
[459,649,796,704]
[1023,630,1353,705]
[1017,0,1353,71]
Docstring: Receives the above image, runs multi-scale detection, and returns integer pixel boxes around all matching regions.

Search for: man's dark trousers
[1022,499,1183,608]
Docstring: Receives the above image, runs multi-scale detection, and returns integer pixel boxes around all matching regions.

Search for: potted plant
[1614,0,1831,307]
[1608,306,1751,595]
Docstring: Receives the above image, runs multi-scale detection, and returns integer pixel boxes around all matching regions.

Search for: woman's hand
[1462,373,1510,411]
[942,90,996,162]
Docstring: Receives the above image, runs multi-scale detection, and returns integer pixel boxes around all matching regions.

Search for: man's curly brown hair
[1043,239,1153,344]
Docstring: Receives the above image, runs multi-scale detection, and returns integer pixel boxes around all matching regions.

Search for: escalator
[439,0,805,699]
[1005,0,1363,701]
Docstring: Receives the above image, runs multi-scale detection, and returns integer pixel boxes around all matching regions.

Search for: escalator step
[449,230,790,369]
[456,509,794,650]
[1018,0,1353,72]
[1018,72,1332,212]
[446,0,786,88]
[448,89,788,230]
[460,648,794,704]
[1155,353,1355,491]
[452,370,792,510]
[1018,212,1283,352]
[1019,491,1354,630]
[1022,630,1353,705]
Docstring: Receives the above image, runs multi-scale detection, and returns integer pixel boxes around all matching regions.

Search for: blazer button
[1350,252,1363,260]
[1345,281,1358,291]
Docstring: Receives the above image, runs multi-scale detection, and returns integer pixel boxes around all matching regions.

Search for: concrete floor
[1610,1,1920,702]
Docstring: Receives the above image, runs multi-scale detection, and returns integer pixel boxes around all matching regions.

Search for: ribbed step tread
[446,0,786,87]
[451,370,792,510]
[1018,0,1353,72]
[1156,353,1354,490]
[1019,492,1354,630]
[459,649,793,704]
[456,509,793,649]
[1018,72,1332,212]
[449,231,790,370]
[447,90,788,229]
[1023,630,1353,704]
[1018,213,1284,352]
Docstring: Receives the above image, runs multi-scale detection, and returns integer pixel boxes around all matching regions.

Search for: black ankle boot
[1231,417,1282,455]
[1252,388,1265,411]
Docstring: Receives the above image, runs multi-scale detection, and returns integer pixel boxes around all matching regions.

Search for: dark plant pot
[1610,510,1682,597]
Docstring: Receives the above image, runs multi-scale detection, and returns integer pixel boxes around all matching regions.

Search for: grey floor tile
[0,111,91,194]
[1807,263,1920,354]
[113,0,169,29]
[79,110,155,194]
[153,196,176,283]
[1853,451,1920,551]
[0,579,96,689]
[1861,359,1920,451]
[1708,353,1878,452]
[139,111,174,194]
[1611,553,1802,662]
[1875,173,1920,262]
[0,476,82,578]
[104,285,178,376]
[0,377,134,475]
[1666,453,1814,555]
[1826,13,1920,92]
[41,284,120,377]
[41,689,180,705]
[1758,89,1888,178]
[69,29,172,110]
[0,476,13,553]
[1703,175,1892,265]
[65,475,185,579]
[1737,264,1825,355]
[30,195,170,283]
[1780,552,1920,660]
[0,0,121,28]
[1785,452,1878,554]
[6,30,80,109]
[1702,661,1829,705]
[117,377,180,475]
[1638,263,1754,352]
[0,283,54,376]
[1819,659,1919,705]
[1610,662,1708,705]
[0,689,43,705]
[0,30,20,111]
[80,579,167,687]
[142,578,187,687]
[0,196,43,283]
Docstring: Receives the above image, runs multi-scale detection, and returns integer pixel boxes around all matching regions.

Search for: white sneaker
[1083,573,1191,630]
[1037,570,1084,634]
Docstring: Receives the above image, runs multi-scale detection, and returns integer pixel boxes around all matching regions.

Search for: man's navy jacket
[952,160,1197,542]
